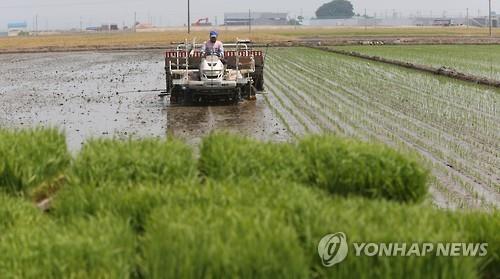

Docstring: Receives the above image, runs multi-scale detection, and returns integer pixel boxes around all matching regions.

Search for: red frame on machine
[165,51,263,58]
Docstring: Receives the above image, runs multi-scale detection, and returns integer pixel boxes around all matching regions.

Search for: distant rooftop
[8,21,27,29]
[224,12,288,26]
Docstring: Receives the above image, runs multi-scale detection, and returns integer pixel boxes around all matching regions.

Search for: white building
[7,21,27,37]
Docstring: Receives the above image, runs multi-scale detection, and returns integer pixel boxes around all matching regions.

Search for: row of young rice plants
[272,48,498,166]
[0,129,498,278]
[265,68,351,135]
[278,48,496,176]
[266,52,472,205]
[276,48,498,208]
[335,45,500,81]
[264,47,499,209]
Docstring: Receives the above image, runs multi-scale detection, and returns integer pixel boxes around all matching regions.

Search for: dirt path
[0,50,290,151]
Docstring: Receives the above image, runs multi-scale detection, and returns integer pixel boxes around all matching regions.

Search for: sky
[0,0,497,31]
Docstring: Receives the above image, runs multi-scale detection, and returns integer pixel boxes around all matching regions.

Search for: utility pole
[489,0,492,37]
[248,9,252,34]
[187,0,191,34]
[364,8,367,31]
[134,12,137,32]
[466,8,469,28]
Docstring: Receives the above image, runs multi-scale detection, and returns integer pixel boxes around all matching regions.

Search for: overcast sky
[0,0,497,31]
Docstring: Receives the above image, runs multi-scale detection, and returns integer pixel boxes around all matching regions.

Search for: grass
[199,132,428,203]
[0,128,70,195]
[0,128,498,278]
[335,45,500,80]
[0,26,498,51]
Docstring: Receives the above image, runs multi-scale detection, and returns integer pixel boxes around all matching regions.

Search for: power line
[488,0,492,37]
[187,0,190,34]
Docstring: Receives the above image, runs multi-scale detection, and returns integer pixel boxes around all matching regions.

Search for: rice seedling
[142,198,308,279]
[0,193,45,233]
[0,214,136,279]
[69,137,197,186]
[140,178,498,279]
[298,134,428,203]
[51,181,197,232]
[0,129,497,278]
[198,132,305,182]
[199,132,428,203]
[0,128,70,195]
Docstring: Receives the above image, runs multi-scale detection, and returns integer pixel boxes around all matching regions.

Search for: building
[224,12,288,26]
[309,17,414,27]
[7,21,27,37]
[85,24,119,32]
[470,17,499,27]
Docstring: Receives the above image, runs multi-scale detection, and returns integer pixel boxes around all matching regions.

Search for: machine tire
[256,75,265,91]
[165,68,174,93]
[254,66,265,91]
[170,86,184,105]
[241,84,256,101]
[236,88,242,103]
[184,90,193,105]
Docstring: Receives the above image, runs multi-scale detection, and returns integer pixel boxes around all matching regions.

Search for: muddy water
[0,50,290,150]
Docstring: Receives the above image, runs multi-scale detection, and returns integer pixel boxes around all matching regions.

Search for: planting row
[335,45,500,81]
[264,47,500,209]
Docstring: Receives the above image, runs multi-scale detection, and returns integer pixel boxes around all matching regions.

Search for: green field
[264,47,500,209]
[335,45,500,80]
[0,129,498,278]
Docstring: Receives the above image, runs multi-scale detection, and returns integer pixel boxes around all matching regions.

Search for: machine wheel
[255,75,265,91]
[165,72,173,93]
[254,67,265,91]
[242,84,256,101]
[170,87,184,105]
[183,90,193,105]
[234,88,242,104]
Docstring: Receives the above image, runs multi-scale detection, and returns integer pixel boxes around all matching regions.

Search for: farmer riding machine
[164,40,265,104]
